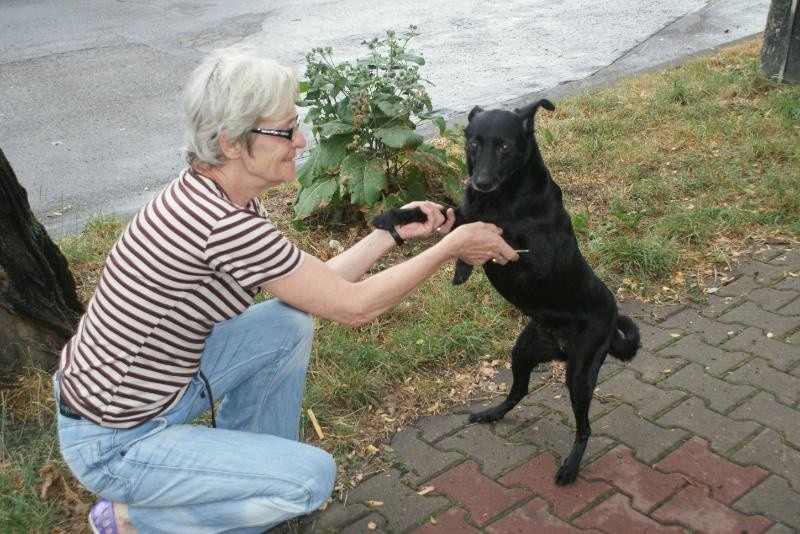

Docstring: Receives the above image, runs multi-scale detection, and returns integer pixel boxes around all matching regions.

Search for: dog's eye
[467,141,479,152]
[498,143,511,154]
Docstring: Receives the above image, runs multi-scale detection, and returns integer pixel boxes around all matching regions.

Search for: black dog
[373,99,640,485]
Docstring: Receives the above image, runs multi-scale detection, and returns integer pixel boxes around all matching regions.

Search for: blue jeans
[55,300,336,534]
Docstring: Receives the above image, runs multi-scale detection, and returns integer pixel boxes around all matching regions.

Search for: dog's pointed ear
[468,105,484,122]
[516,99,556,133]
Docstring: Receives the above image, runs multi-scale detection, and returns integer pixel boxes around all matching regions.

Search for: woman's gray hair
[182,46,297,167]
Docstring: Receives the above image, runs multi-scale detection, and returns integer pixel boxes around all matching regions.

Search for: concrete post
[762,0,800,83]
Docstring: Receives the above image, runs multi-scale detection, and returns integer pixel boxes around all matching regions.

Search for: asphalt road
[0,0,769,236]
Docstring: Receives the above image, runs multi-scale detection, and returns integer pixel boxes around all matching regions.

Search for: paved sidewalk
[288,246,800,533]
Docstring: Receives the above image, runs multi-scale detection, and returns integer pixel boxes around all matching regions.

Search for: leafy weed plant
[295,27,464,221]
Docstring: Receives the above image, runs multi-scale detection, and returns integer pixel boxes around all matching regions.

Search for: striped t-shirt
[58,169,304,428]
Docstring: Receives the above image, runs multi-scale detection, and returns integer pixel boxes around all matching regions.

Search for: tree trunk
[0,146,83,378]
[762,0,800,83]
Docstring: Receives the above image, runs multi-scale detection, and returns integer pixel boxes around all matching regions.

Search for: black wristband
[387,226,405,246]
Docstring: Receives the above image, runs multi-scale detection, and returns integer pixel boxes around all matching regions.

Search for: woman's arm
[325,201,453,282]
[263,221,517,326]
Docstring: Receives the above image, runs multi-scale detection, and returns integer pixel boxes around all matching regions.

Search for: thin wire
[198,370,217,428]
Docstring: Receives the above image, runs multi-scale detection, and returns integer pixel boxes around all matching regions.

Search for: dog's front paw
[371,207,427,231]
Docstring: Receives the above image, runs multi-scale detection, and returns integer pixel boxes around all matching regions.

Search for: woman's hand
[395,201,455,242]
[442,222,519,265]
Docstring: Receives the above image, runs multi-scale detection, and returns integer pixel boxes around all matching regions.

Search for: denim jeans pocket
[61,439,132,502]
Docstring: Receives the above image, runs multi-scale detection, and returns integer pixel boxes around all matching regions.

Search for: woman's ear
[218,132,242,160]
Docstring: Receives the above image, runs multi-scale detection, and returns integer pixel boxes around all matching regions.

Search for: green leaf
[376,100,404,117]
[341,155,387,205]
[293,177,338,219]
[444,174,465,204]
[320,121,356,138]
[315,134,352,173]
[374,125,423,149]
[431,116,446,134]
[399,53,425,65]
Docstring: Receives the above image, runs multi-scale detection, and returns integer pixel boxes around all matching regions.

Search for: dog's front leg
[452,260,473,285]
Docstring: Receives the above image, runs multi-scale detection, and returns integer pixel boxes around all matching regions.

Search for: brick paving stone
[637,322,684,351]
[718,301,799,337]
[427,460,530,527]
[491,402,546,438]
[412,507,479,534]
[721,326,800,371]
[700,293,739,318]
[768,248,800,273]
[617,301,683,325]
[655,436,768,505]
[523,382,611,420]
[593,404,688,463]
[340,512,387,534]
[573,493,685,533]
[657,396,759,454]
[389,428,464,485]
[594,369,686,418]
[733,428,800,491]
[291,501,370,532]
[713,275,763,297]
[346,469,450,533]
[657,334,750,375]
[510,412,615,465]
[660,362,756,412]
[774,274,800,292]
[617,349,688,384]
[499,453,613,519]
[734,475,800,530]
[485,497,596,533]
[437,423,537,478]
[651,485,774,533]
[776,296,800,316]
[660,308,744,344]
[733,261,796,285]
[418,413,469,443]
[729,391,800,447]
[725,357,800,406]
[746,287,799,312]
[583,444,686,513]
[766,523,797,534]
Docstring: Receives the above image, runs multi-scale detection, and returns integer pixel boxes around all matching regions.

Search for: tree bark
[762,0,800,83]
[0,146,83,377]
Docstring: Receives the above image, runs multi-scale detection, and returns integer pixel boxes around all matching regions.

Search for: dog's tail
[609,314,640,361]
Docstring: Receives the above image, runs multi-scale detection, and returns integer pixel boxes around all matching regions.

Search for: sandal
[89,499,119,534]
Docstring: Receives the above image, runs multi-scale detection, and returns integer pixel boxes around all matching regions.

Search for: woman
[55,46,518,534]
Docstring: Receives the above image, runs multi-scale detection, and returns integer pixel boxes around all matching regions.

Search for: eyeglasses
[250,117,300,140]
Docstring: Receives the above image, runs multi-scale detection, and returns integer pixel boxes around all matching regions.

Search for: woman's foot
[89,499,137,534]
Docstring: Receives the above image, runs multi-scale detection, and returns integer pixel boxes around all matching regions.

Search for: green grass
[3,38,798,529]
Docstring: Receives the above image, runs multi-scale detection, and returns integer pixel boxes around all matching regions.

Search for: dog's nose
[471,174,497,192]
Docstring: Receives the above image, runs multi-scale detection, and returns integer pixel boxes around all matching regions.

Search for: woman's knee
[304,448,336,511]
[250,300,314,344]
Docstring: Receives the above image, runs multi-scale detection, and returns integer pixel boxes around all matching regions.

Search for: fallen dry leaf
[39,463,59,501]
[417,486,435,496]
[366,500,384,507]
[367,521,377,530]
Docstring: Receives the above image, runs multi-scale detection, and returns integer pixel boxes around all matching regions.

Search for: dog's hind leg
[555,337,611,485]
[469,321,564,423]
